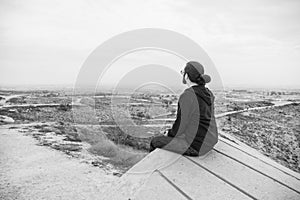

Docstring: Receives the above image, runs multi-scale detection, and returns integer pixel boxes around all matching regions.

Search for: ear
[185,74,190,81]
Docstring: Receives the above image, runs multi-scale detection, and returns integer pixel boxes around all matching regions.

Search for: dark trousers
[150,135,200,156]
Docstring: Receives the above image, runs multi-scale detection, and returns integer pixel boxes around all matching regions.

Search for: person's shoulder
[180,87,194,97]
[179,87,196,101]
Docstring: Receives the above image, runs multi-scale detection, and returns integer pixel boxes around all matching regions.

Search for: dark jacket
[167,85,218,152]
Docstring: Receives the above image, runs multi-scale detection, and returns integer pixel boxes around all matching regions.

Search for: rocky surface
[0,115,15,124]
[0,125,117,200]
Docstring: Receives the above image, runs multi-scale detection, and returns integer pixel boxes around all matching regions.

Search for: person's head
[181,61,211,86]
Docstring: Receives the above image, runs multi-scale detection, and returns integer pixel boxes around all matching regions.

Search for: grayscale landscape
[1,88,299,178]
[1,0,300,199]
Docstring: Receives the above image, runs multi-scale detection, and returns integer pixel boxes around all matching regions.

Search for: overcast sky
[1,0,300,89]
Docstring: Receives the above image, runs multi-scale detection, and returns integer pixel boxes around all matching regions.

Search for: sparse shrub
[136,111,145,118]
[107,148,146,168]
[89,140,118,157]
[38,127,53,133]
[6,97,26,104]
[102,126,154,151]
[77,126,147,168]
[57,104,71,111]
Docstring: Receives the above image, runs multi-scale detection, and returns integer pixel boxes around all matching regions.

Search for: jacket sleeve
[167,90,193,137]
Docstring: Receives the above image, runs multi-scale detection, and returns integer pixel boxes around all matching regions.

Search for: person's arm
[167,90,193,137]
[167,103,180,137]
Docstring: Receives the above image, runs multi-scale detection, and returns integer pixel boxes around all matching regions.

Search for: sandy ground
[0,125,117,200]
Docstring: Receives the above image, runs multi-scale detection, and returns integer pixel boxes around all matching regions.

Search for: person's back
[188,85,218,154]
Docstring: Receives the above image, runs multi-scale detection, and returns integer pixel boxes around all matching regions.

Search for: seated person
[150,61,218,156]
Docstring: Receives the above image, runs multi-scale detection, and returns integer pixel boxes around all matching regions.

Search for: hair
[187,73,206,85]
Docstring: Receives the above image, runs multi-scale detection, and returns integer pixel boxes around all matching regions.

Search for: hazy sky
[1,0,300,89]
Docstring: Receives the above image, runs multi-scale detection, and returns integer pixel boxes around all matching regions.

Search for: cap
[184,61,211,84]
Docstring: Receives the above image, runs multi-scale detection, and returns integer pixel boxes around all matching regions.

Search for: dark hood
[189,85,213,106]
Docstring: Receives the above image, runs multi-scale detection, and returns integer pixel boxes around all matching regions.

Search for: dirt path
[215,101,297,118]
[0,125,117,200]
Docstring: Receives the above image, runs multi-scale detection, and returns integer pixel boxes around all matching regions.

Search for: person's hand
[160,129,168,136]
[163,130,168,136]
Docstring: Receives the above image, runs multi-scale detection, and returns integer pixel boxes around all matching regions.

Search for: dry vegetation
[220,103,300,172]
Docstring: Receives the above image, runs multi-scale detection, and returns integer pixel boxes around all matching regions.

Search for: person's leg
[183,147,199,157]
[150,136,215,157]
[198,143,214,156]
[183,144,213,157]
[150,135,173,152]
[150,136,189,155]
